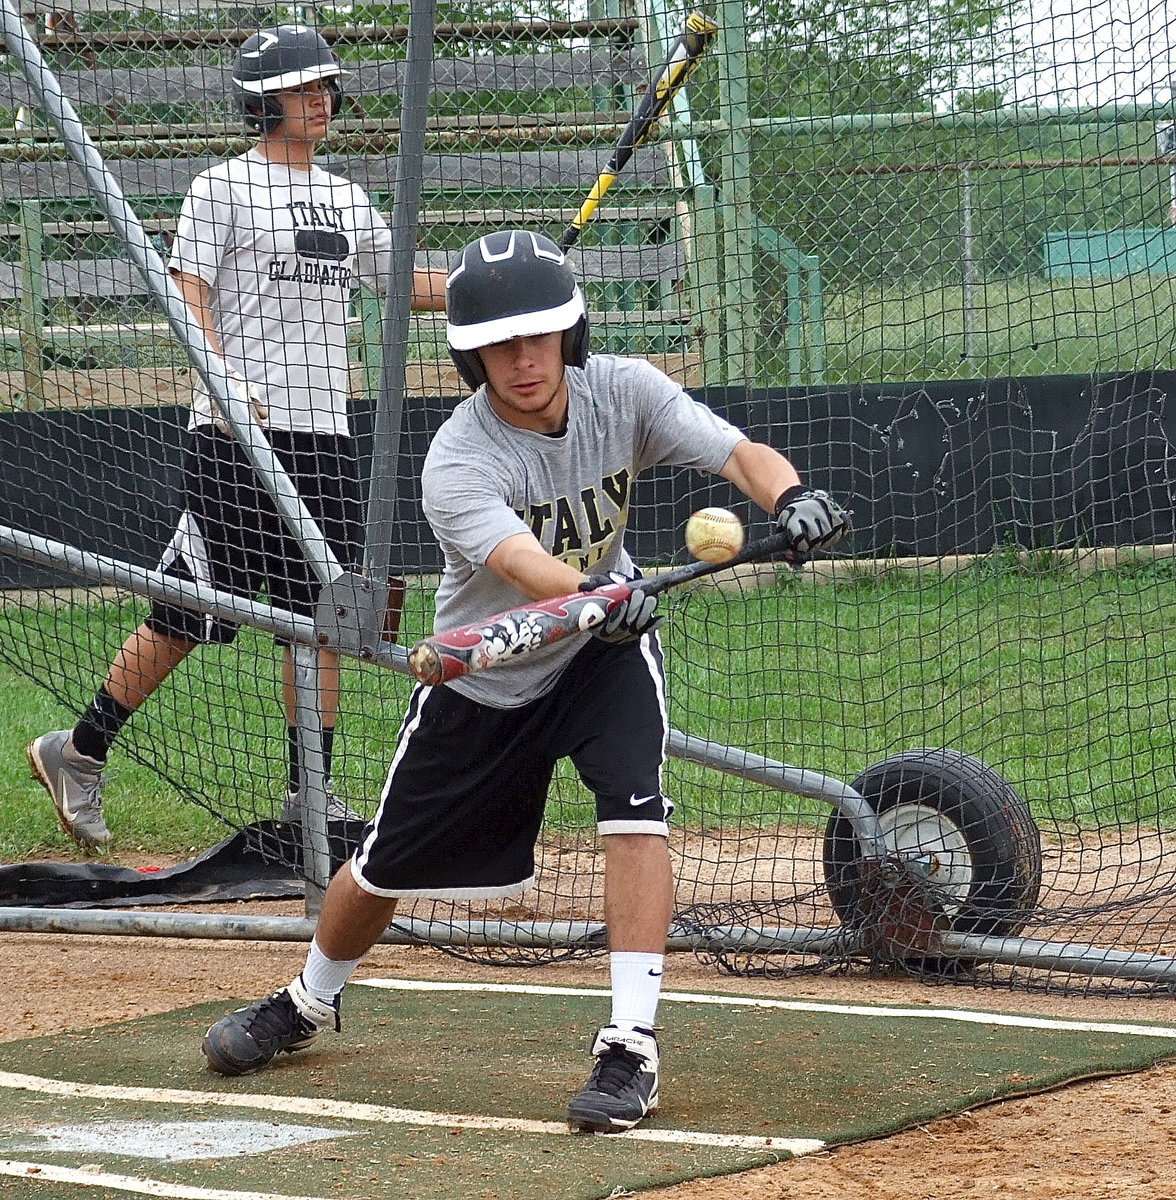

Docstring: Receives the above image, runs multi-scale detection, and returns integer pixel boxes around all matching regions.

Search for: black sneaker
[201,976,340,1076]
[567,1026,660,1133]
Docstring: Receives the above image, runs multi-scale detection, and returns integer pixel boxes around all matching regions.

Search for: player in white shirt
[28,25,446,847]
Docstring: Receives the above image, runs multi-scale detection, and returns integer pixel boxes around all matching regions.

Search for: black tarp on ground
[0,820,364,907]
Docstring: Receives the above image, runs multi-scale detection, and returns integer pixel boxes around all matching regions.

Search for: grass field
[3,556,1175,861]
[789,274,1176,383]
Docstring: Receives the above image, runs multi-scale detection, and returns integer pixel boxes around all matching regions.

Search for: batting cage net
[2,0,1176,997]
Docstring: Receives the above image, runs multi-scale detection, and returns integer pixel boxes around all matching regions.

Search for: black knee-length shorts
[145,427,362,645]
[351,631,672,899]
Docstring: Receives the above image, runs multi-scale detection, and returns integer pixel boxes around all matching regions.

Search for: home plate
[9,1119,356,1160]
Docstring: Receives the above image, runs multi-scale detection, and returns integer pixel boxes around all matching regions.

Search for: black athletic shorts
[351,632,672,899]
[145,427,362,646]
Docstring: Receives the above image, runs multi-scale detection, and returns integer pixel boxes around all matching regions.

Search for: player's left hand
[579,571,662,644]
[212,367,269,436]
[773,487,850,560]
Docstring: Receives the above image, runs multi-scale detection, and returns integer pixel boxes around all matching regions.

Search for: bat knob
[408,640,445,686]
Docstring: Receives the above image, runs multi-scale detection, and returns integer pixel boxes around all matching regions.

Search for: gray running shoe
[567,1026,660,1133]
[202,975,340,1076]
[279,785,361,823]
[27,729,110,847]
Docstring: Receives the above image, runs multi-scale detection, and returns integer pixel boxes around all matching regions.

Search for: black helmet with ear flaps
[445,230,590,390]
[232,25,346,135]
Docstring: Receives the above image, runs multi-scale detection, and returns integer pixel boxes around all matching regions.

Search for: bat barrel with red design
[409,528,800,686]
[408,582,632,686]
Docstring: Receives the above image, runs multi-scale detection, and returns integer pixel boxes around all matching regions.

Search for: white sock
[609,951,665,1031]
[300,937,363,1003]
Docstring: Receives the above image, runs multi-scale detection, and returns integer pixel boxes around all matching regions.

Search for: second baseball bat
[559,11,719,251]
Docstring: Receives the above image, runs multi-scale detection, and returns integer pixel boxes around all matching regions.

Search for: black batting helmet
[232,25,346,135]
[445,230,590,390]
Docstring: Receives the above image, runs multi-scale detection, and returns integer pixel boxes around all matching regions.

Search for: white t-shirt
[168,148,391,435]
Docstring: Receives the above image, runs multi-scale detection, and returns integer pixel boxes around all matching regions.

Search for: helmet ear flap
[326,76,343,116]
[562,316,589,369]
[240,93,284,134]
[260,93,284,133]
[450,348,487,391]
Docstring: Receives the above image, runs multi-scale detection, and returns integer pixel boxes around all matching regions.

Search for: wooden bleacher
[0,14,708,408]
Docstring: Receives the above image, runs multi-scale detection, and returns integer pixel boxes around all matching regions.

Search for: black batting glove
[579,571,662,644]
[773,486,850,561]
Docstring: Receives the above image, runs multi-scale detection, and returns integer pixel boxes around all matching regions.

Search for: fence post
[638,0,719,379]
[363,0,435,584]
[691,184,723,383]
[803,253,825,383]
[715,0,757,384]
[18,198,45,411]
[961,165,978,362]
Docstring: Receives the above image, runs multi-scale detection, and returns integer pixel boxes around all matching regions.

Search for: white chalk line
[0,1072,820,1156]
[15,973,1163,1185]
[355,977,1176,1041]
[0,1160,335,1200]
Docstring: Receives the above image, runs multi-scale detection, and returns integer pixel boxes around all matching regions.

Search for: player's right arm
[411,267,447,311]
[171,266,266,428]
[171,270,222,355]
[168,170,231,361]
[485,532,657,645]
[485,532,588,601]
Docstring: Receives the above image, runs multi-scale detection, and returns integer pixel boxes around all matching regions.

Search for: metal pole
[0,521,318,647]
[17,198,45,410]
[363,0,436,582]
[8,907,1176,985]
[290,644,332,905]
[961,165,976,361]
[666,729,888,859]
[673,103,1176,137]
[715,0,757,384]
[0,0,340,587]
[0,907,610,948]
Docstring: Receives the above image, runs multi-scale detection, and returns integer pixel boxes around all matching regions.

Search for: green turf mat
[2,982,1174,1200]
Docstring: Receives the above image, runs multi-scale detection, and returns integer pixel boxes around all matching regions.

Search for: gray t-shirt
[421,353,746,707]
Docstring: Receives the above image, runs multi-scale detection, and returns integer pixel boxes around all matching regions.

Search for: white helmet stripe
[446,289,586,350]
[234,60,346,93]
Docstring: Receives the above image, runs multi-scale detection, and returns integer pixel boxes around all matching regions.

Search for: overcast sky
[1002,0,1172,106]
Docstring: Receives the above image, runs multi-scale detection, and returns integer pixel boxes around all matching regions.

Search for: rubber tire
[822,748,1042,940]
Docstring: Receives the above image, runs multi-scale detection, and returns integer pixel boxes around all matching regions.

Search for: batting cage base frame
[8,520,1176,992]
[6,520,1176,993]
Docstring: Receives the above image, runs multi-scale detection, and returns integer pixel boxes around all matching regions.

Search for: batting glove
[773,486,850,560]
[579,571,662,645]
[211,366,269,436]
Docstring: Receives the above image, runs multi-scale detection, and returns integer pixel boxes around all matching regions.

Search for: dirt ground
[6,896,1176,1200]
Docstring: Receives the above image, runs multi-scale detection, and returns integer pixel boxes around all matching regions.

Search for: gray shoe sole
[567,1090,658,1134]
[201,1017,320,1076]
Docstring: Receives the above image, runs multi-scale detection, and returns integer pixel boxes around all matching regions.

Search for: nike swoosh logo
[628,794,657,807]
[58,772,80,821]
[647,969,663,977]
